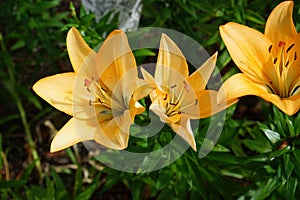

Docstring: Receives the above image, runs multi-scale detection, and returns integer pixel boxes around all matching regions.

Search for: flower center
[267,41,298,98]
[84,77,125,115]
[162,80,198,121]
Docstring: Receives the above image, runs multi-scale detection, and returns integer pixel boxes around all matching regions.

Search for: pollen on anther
[163,94,168,100]
[286,43,295,53]
[268,45,273,53]
[101,87,108,92]
[285,61,290,68]
[170,84,177,89]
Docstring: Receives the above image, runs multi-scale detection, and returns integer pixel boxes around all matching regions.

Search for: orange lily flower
[219,1,300,115]
[142,34,233,151]
[33,27,147,152]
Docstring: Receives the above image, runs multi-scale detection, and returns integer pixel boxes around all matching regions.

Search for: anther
[195,99,198,105]
[163,94,168,100]
[286,43,295,53]
[294,52,297,61]
[98,98,102,103]
[89,99,92,106]
[87,87,91,92]
[268,45,273,53]
[285,61,290,68]
[170,84,177,89]
[273,58,278,64]
[101,87,108,92]
[170,102,178,106]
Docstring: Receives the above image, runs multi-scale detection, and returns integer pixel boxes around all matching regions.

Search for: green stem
[0,33,43,178]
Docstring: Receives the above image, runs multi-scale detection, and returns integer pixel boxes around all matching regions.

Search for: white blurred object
[81,0,142,31]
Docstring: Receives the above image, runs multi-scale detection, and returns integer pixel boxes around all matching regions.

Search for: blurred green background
[1,0,300,199]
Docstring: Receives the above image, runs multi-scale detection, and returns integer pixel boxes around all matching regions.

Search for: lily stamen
[286,43,295,53]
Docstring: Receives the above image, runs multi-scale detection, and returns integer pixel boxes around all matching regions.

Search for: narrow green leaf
[51,167,70,200]
[0,180,26,189]
[75,173,101,200]
[73,166,83,197]
[262,129,280,144]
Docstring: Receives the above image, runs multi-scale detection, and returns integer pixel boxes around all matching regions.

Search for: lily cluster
[33,1,299,152]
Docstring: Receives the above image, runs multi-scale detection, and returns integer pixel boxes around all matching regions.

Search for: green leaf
[0,180,26,189]
[251,177,281,200]
[17,85,42,110]
[286,177,297,200]
[133,49,156,57]
[51,167,70,200]
[73,166,83,197]
[262,129,280,144]
[75,173,101,200]
[0,114,19,126]
[285,117,295,137]
[10,40,25,51]
[269,145,291,160]
[20,160,37,181]
[283,154,294,179]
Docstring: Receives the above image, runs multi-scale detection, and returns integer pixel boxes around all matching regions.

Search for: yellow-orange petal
[170,115,196,151]
[155,34,189,88]
[265,1,297,46]
[67,27,96,73]
[188,52,217,91]
[149,101,169,123]
[32,73,76,116]
[94,110,133,149]
[217,73,270,104]
[96,30,137,92]
[273,94,300,116]
[218,73,300,116]
[132,78,156,102]
[191,90,237,119]
[220,22,275,84]
[50,117,94,152]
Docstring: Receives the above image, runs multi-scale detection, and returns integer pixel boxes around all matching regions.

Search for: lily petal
[155,34,189,88]
[96,30,137,92]
[33,73,76,116]
[132,78,156,102]
[170,115,196,151]
[218,73,300,116]
[50,117,94,152]
[94,110,133,149]
[188,52,217,91]
[218,73,270,104]
[220,22,275,84]
[183,90,238,119]
[67,27,96,73]
[265,1,297,46]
